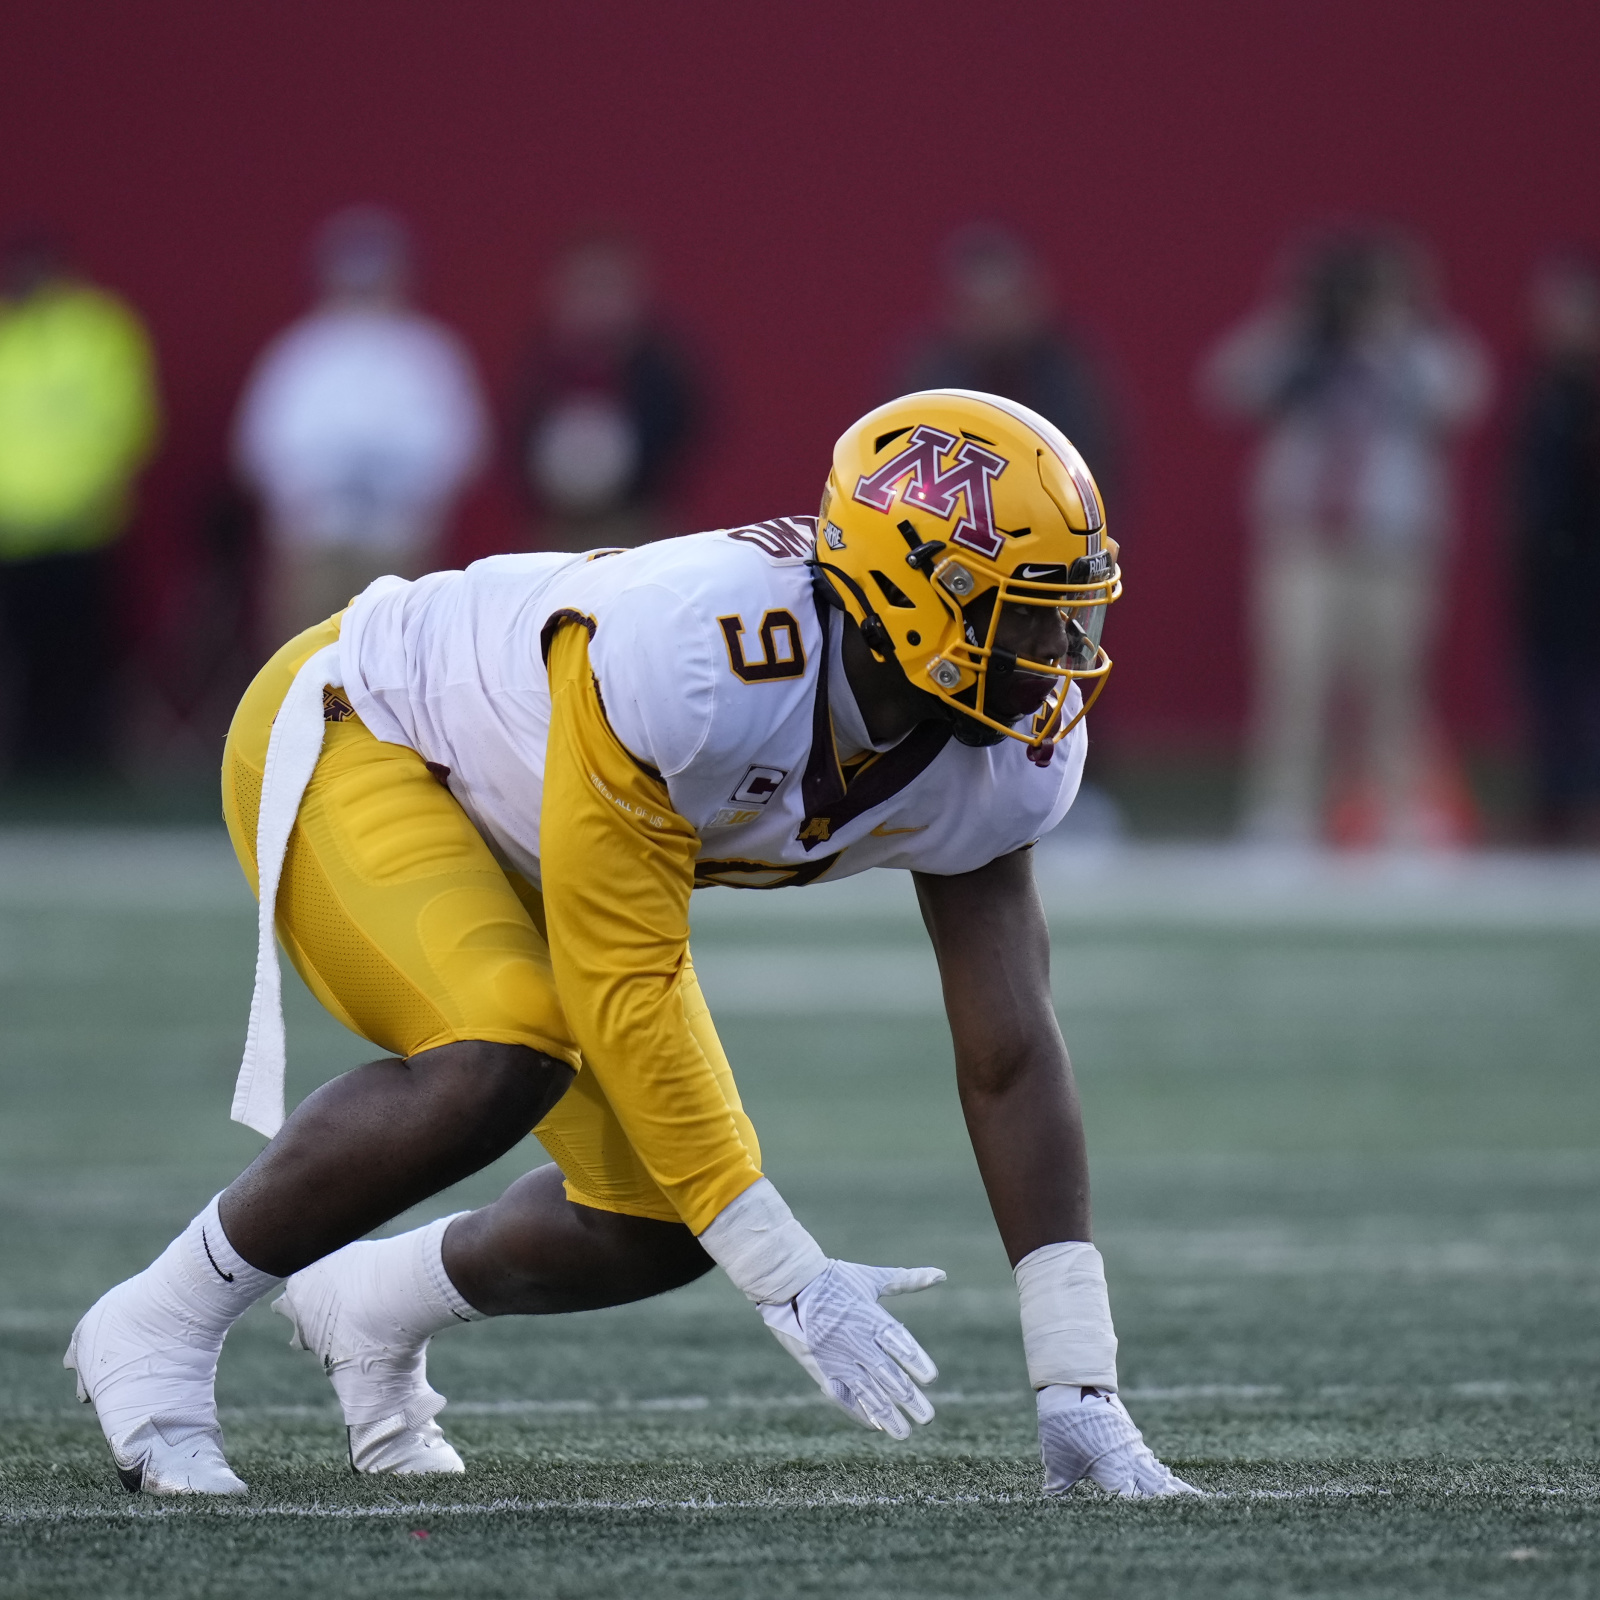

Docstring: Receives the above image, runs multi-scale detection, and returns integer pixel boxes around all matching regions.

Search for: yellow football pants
[221,614,760,1224]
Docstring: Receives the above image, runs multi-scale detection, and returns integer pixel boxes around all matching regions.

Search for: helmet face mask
[814,389,1121,752]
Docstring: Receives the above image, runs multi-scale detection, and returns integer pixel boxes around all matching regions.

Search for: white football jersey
[338,517,1086,889]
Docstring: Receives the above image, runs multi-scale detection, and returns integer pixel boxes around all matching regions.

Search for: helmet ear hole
[869,570,917,609]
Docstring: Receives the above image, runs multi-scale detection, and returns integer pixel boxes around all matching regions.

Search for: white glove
[1015,1241,1200,1497]
[760,1260,944,1438]
[1037,1385,1201,1497]
[697,1179,945,1437]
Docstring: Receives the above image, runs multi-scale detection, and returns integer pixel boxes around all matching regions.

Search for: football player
[66,390,1196,1499]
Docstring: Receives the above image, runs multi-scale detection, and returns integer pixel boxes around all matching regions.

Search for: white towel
[231,643,341,1138]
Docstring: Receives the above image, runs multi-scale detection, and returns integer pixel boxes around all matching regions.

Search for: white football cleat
[274,1245,465,1476]
[65,1280,247,1496]
[1038,1386,1202,1499]
[347,1412,464,1475]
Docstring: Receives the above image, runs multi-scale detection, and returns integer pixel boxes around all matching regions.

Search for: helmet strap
[808,560,897,660]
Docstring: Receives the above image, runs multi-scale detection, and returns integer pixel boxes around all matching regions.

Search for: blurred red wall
[5,0,1597,749]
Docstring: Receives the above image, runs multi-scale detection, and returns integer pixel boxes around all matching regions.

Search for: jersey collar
[797,592,951,852]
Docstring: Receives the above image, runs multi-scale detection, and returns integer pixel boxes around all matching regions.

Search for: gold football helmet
[813,389,1120,751]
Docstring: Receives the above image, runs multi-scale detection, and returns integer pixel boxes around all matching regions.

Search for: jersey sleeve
[538,620,762,1233]
[586,581,718,778]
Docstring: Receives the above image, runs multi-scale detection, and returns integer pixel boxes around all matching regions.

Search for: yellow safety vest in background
[0,283,160,560]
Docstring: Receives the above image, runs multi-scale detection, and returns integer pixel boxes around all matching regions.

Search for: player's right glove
[698,1179,944,1438]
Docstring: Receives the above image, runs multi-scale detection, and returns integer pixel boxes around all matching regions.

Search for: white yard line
[10,1481,1600,1524]
[0,1486,1411,1523]
[11,1379,1573,1424]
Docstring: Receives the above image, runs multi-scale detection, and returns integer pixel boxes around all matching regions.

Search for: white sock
[145,1194,282,1341]
[341,1214,487,1342]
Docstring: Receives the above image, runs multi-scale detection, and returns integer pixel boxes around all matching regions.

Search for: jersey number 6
[718,609,807,683]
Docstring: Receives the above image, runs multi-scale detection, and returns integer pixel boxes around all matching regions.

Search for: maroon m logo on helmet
[852,425,1009,558]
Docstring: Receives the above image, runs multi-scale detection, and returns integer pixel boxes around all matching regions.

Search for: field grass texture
[2,830,1598,1598]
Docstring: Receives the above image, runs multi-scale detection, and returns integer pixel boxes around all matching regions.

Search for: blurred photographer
[1202,230,1490,848]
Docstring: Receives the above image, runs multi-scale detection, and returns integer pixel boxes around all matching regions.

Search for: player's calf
[443,1164,715,1316]
[221,1041,574,1277]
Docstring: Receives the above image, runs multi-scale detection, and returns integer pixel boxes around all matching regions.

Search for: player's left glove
[698,1179,945,1437]
[1037,1385,1200,1497]
[1017,1240,1202,1499]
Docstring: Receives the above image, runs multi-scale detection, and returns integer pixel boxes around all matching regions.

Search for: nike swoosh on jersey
[869,823,928,837]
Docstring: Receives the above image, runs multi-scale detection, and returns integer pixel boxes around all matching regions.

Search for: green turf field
[2,829,1598,1598]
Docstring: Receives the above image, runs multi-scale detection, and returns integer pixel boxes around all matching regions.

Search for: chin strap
[808,560,896,660]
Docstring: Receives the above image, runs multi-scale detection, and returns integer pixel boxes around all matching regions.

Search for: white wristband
[1015,1240,1119,1391]
[697,1178,828,1305]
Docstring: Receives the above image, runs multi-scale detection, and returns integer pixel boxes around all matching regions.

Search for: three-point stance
[67,390,1196,1499]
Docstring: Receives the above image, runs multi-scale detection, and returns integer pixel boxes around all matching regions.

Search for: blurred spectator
[515,229,699,548]
[1201,230,1491,848]
[0,232,159,777]
[1511,254,1600,845]
[898,224,1118,498]
[233,206,488,647]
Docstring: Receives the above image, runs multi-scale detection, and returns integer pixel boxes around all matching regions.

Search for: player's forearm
[915,852,1092,1262]
[957,1042,1091,1265]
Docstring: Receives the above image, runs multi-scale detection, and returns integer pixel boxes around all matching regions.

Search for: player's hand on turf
[1037,1385,1201,1497]
[759,1260,945,1438]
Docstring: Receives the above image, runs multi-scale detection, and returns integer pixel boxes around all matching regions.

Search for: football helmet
[813,389,1119,750]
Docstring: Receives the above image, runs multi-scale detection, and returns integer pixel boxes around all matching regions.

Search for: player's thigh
[223,624,577,1066]
[530,951,761,1224]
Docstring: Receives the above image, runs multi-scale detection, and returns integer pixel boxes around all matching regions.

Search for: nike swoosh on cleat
[201,1230,234,1283]
[115,1452,147,1494]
